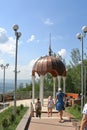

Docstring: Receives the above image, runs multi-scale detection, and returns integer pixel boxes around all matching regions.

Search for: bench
[1,94,13,102]
[65,93,81,106]
[66,93,79,99]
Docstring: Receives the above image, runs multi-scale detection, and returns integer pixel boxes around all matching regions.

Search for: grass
[0,105,29,130]
[66,104,82,121]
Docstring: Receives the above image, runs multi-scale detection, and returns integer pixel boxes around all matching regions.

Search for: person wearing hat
[35,98,42,118]
[56,87,65,123]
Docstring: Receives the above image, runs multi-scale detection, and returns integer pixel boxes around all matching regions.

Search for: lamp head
[0,64,4,68]
[18,32,22,38]
[13,24,19,31]
[76,33,82,40]
[82,26,87,33]
[6,64,9,67]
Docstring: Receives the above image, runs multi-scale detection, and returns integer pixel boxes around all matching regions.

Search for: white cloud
[58,49,67,58]
[0,58,38,80]
[0,27,16,56]
[43,18,54,26]
[27,35,35,43]
[18,58,38,79]
[0,37,15,56]
[0,28,8,43]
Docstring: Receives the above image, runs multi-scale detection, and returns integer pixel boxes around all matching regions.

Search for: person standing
[35,98,42,118]
[56,87,65,123]
[47,96,54,117]
[80,103,87,130]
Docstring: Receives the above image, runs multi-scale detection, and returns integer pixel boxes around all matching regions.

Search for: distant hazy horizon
[0,79,31,94]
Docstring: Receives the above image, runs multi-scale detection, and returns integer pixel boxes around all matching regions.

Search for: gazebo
[32,54,66,105]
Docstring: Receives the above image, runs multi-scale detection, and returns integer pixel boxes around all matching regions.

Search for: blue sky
[0,0,87,80]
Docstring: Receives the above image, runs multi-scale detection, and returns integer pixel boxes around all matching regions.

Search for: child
[47,96,54,117]
[35,98,42,118]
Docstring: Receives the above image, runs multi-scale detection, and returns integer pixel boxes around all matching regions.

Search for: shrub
[66,104,81,120]
[2,118,9,128]
[16,108,20,115]
[20,104,24,109]
[0,106,28,129]
[10,114,15,122]
[72,104,81,111]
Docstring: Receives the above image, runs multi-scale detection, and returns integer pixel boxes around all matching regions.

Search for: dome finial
[49,33,52,56]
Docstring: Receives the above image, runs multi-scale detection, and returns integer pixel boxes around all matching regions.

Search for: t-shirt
[48,99,54,108]
[82,104,87,115]
[35,101,41,110]
[56,92,65,104]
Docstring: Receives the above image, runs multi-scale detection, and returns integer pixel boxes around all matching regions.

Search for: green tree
[69,48,81,66]
[66,65,81,93]
[66,48,82,93]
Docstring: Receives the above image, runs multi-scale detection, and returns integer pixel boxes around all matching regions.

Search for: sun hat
[58,88,62,91]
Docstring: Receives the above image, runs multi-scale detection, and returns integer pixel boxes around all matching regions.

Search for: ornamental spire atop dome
[49,33,53,56]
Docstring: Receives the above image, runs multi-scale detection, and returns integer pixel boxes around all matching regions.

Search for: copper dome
[32,55,66,77]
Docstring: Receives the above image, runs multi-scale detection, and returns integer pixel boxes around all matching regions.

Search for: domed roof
[32,55,66,77]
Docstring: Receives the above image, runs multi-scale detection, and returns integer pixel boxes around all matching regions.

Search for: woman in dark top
[56,87,65,123]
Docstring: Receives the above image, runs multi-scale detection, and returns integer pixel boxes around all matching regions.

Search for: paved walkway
[29,112,79,130]
[28,99,80,130]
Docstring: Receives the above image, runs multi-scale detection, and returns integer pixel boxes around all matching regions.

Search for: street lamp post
[13,24,21,115]
[0,64,9,108]
[76,26,87,112]
[84,65,86,103]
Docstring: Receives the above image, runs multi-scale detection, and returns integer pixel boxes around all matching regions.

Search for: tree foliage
[66,64,81,93]
[69,48,81,66]
[66,48,87,94]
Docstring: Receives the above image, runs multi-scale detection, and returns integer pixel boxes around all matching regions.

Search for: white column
[53,77,56,99]
[40,75,44,106]
[63,76,66,93]
[32,76,35,103]
[57,75,61,91]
